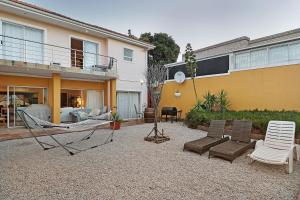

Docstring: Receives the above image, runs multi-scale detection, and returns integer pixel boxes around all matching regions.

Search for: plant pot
[144,108,155,123]
[110,122,121,130]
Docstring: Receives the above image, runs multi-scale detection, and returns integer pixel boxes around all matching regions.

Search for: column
[52,73,61,124]
[109,79,116,113]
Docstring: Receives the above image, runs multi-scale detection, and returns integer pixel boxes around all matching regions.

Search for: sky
[27,0,300,61]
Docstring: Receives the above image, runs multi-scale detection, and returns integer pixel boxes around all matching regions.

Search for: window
[250,49,267,67]
[289,42,300,61]
[123,48,133,61]
[233,39,300,70]
[2,22,44,64]
[269,45,288,64]
[71,38,98,68]
[235,52,250,69]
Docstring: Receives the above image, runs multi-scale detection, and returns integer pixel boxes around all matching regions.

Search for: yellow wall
[160,64,300,117]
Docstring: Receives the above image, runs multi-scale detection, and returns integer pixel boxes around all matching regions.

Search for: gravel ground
[0,122,299,200]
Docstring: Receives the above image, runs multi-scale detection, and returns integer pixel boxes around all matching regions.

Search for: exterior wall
[0,74,108,124]
[160,64,300,117]
[107,39,148,110]
[0,11,108,67]
[183,37,249,61]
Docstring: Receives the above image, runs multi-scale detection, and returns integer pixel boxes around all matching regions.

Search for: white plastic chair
[248,121,296,174]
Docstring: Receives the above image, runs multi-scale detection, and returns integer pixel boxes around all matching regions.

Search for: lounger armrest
[255,139,264,149]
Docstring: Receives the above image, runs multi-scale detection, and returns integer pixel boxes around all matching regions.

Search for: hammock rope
[16,109,116,155]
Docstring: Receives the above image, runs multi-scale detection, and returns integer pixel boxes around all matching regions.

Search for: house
[161,28,300,116]
[0,0,154,128]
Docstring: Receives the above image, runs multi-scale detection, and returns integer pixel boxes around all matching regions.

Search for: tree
[144,61,169,143]
[185,43,198,102]
[140,32,180,65]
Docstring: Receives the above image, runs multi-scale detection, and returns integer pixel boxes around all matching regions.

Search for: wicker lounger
[184,120,229,155]
[209,120,255,163]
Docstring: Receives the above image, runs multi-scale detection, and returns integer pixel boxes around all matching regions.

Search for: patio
[0,122,299,199]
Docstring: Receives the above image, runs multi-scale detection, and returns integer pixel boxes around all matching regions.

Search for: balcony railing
[0,34,117,73]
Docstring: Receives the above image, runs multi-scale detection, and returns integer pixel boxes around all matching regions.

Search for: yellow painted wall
[160,64,300,117]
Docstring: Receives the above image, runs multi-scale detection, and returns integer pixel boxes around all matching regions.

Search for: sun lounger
[248,121,296,174]
[209,120,255,163]
[183,120,229,155]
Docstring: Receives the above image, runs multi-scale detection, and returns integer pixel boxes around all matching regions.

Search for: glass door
[3,86,48,128]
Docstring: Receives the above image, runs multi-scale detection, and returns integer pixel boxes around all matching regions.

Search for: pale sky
[27,0,300,61]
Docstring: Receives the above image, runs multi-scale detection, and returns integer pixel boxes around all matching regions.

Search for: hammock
[16,109,116,155]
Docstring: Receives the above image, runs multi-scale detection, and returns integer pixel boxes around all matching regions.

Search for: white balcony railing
[0,34,117,73]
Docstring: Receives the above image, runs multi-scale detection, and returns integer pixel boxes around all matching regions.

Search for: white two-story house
[0,0,154,128]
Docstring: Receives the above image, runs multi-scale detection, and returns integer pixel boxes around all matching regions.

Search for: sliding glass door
[0,86,48,128]
[2,21,44,64]
[84,41,98,68]
[117,91,140,119]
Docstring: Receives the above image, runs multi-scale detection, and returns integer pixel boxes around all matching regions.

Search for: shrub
[216,89,230,112]
[185,109,300,134]
[203,91,217,112]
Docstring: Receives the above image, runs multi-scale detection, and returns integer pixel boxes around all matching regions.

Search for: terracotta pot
[144,108,155,123]
[110,122,121,130]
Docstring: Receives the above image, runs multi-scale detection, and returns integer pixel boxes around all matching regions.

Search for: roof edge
[193,36,250,53]
[249,27,300,44]
[3,0,155,50]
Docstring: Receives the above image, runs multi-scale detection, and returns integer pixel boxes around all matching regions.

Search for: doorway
[71,38,98,69]
[0,86,48,128]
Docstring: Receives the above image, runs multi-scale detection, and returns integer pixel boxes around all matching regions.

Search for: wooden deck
[0,119,144,142]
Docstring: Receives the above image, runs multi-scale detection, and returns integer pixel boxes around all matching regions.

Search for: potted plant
[110,112,122,130]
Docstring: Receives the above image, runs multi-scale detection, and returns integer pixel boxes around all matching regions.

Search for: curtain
[25,27,43,64]
[84,41,98,68]
[86,90,103,110]
[269,45,288,64]
[117,92,140,119]
[250,49,267,67]
[235,52,250,69]
[289,42,300,61]
[2,22,43,63]
[2,22,24,61]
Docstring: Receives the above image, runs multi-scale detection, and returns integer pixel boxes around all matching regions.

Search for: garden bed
[186,110,300,143]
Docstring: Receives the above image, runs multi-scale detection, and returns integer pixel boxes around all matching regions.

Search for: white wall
[107,39,148,111]
[0,11,107,67]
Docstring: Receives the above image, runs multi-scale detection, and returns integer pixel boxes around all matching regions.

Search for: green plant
[112,112,122,123]
[139,32,180,65]
[185,43,198,102]
[191,99,204,112]
[203,91,217,112]
[216,89,230,112]
[185,109,300,134]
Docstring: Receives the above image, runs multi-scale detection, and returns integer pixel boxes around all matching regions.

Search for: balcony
[0,35,118,80]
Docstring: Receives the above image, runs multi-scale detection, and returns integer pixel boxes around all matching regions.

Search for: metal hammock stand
[16,109,116,155]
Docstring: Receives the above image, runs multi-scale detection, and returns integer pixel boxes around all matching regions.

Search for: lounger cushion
[184,137,229,154]
[207,120,226,138]
[209,140,254,161]
[250,146,289,164]
[231,120,252,143]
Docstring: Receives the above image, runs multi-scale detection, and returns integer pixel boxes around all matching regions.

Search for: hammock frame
[16,109,116,155]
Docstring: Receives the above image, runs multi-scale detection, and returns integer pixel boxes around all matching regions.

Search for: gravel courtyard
[0,122,299,200]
